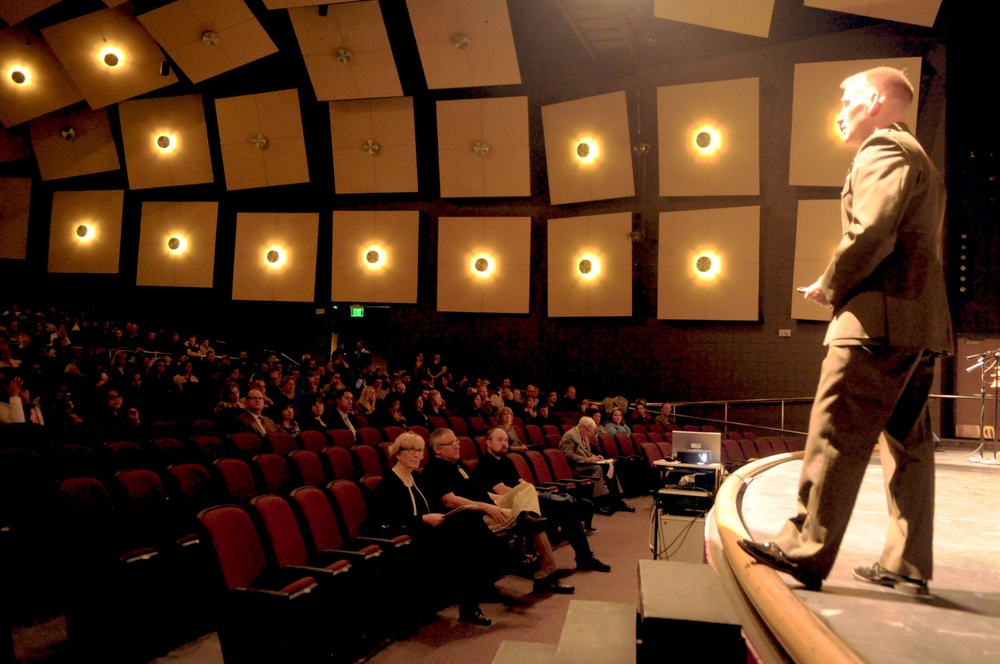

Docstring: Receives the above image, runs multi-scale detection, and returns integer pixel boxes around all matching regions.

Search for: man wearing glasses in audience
[421,428,574,595]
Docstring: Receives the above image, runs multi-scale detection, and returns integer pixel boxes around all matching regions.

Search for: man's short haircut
[578,416,596,429]
[332,388,351,402]
[842,67,914,107]
[428,427,455,448]
[485,426,504,441]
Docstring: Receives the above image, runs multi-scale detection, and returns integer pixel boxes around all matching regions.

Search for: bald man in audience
[235,389,278,436]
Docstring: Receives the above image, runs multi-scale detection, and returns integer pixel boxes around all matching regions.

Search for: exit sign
[349,305,364,318]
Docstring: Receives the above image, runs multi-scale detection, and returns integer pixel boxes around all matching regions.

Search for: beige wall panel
[437,216,530,313]
[790,57,921,186]
[330,97,416,193]
[331,210,419,303]
[658,78,759,197]
[119,94,214,189]
[406,0,521,89]
[658,206,760,320]
[232,212,318,302]
[0,26,84,127]
[804,0,942,27]
[542,91,635,205]
[289,1,402,101]
[791,199,841,321]
[0,177,31,259]
[215,89,309,190]
[139,0,277,84]
[548,212,632,318]
[41,9,178,109]
[653,0,775,38]
[437,96,529,198]
[136,201,217,288]
[47,189,123,274]
[30,105,119,180]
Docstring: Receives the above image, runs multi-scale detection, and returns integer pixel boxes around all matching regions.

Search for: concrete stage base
[740,440,1000,663]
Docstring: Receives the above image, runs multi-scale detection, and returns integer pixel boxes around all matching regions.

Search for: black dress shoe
[615,502,636,513]
[576,557,611,572]
[853,562,928,596]
[533,577,575,594]
[459,605,492,626]
[516,511,550,534]
[737,540,822,591]
[597,506,614,516]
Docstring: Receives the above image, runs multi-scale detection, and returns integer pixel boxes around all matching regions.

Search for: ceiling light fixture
[452,33,469,49]
[336,48,352,63]
[61,126,76,141]
[363,245,386,270]
[156,135,171,149]
[473,141,490,157]
[251,133,268,149]
[202,31,219,46]
[577,253,601,281]
[363,139,380,155]
[470,254,495,279]
[10,69,27,85]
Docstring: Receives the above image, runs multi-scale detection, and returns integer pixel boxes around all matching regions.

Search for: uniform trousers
[774,345,937,581]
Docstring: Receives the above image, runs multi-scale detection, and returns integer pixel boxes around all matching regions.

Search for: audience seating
[322,446,355,481]
[357,427,383,448]
[352,444,384,478]
[197,504,326,663]
[213,458,258,503]
[251,453,293,495]
[297,430,328,453]
[328,429,357,450]
[265,431,298,456]
[188,435,226,463]
[287,450,327,489]
[382,425,406,443]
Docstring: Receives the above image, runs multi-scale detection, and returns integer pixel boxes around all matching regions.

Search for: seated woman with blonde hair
[357,385,378,417]
[375,432,500,627]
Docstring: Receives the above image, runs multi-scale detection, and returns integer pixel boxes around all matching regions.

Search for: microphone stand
[967,349,1000,464]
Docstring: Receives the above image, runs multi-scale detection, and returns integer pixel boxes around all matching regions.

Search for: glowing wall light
[573,136,600,165]
[152,131,178,154]
[692,250,722,281]
[97,45,125,69]
[470,253,495,279]
[691,124,722,156]
[263,245,286,269]
[362,245,386,270]
[5,64,31,87]
[75,221,96,243]
[577,252,601,282]
[166,234,186,254]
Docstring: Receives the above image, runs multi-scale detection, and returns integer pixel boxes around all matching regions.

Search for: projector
[677,449,711,465]
[657,487,714,516]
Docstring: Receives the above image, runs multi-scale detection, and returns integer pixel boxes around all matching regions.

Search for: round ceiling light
[266,250,280,263]
[10,69,26,85]
[156,135,171,149]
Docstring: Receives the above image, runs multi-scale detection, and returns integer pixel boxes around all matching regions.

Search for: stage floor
[740,439,1000,664]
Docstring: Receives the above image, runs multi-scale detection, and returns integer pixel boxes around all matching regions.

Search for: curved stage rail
[709,452,864,664]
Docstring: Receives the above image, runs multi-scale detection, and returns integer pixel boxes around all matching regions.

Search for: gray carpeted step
[490,640,558,664]
[554,599,636,664]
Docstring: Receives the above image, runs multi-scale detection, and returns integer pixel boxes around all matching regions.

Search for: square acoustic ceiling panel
[789,57,920,186]
[804,0,943,27]
[233,212,318,302]
[547,212,632,318]
[330,97,417,194]
[118,94,214,189]
[289,0,402,101]
[47,189,124,274]
[331,210,419,304]
[30,104,120,180]
[215,88,310,190]
[0,177,31,260]
[541,91,635,205]
[0,126,29,161]
[657,206,760,321]
[653,0,775,38]
[41,8,178,110]
[406,0,521,89]
[437,216,530,313]
[0,26,84,127]
[137,201,218,288]
[657,77,759,197]
[436,96,529,198]
[138,0,278,84]
[791,199,840,322]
